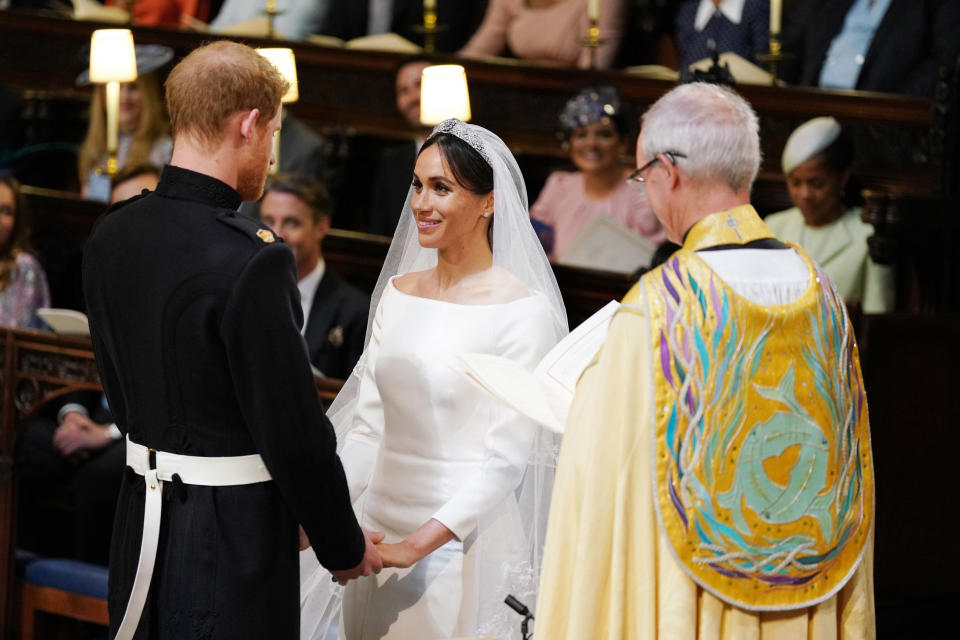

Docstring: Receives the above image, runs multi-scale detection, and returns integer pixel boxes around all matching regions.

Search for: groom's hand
[331,530,384,586]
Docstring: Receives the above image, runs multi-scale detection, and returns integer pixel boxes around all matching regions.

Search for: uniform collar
[156,165,243,211]
[682,204,775,251]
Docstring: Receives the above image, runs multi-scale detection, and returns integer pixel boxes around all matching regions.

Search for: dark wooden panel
[863,191,960,312]
[857,313,960,636]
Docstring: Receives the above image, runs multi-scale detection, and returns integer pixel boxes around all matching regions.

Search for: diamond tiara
[430,119,492,165]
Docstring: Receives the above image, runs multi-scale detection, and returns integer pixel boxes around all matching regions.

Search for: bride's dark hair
[418,133,493,195]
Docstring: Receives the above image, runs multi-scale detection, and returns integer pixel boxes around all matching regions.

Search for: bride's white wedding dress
[301,119,568,640]
[334,278,557,639]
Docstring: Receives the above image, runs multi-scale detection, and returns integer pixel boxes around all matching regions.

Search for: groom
[83,41,381,639]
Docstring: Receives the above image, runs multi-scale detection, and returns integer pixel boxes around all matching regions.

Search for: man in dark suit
[260,173,369,380]
[82,41,381,639]
[16,391,124,565]
[781,0,960,95]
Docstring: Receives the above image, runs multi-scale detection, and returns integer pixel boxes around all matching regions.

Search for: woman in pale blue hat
[765,116,893,313]
[530,86,665,263]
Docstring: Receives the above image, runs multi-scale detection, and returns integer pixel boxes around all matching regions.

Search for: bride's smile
[410,144,493,252]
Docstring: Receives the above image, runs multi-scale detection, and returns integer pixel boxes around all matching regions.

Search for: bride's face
[411,145,492,250]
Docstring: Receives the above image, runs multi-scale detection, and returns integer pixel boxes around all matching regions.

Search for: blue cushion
[24,559,108,600]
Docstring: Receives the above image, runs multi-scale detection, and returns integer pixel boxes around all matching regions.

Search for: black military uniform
[83,166,365,639]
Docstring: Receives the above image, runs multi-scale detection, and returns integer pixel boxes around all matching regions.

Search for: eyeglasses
[626,151,687,191]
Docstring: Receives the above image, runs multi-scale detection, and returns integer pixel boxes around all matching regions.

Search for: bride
[300,119,568,639]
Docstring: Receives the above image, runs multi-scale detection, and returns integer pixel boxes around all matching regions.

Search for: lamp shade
[89,29,138,84]
[420,65,471,125]
[257,48,299,103]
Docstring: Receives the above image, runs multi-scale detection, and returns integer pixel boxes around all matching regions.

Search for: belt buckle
[148,448,157,471]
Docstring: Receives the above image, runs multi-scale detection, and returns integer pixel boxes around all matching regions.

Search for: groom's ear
[238,108,261,143]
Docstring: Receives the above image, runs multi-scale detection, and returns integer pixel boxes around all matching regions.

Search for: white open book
[457,300,620,434]
[37,308,90,336]
[557,213,657,274]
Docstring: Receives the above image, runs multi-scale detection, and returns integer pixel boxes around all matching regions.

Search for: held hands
[52,412,113,458]
[375,518,456,570]
[330,530,385,586]
[375,539,421,569]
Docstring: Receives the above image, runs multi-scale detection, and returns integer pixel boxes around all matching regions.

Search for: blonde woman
[78,46,174,201]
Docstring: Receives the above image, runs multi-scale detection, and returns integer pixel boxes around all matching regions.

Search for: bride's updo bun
[418,132,493,196]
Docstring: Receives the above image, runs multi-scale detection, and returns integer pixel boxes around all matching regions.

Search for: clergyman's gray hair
[641,83,761,193]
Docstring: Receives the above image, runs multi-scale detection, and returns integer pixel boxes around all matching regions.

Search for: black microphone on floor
[504,594,534,640]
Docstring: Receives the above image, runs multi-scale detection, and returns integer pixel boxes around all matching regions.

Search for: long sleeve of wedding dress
[431,299,556,539]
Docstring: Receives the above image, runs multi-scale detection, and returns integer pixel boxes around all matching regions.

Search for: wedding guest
[765,116,893,313]
[530,86,665,262]
[16,391,124,565]
[0,173,49,330]
[300,120,568,639]
[674,0,769,68]
[781,0,960,95]
[319,0,485,51]
[77,45,174,201]
[104,0,212,27]
[260,173,369,379]
[459,0,626,69]
[83,41,380,639]
[537,82,875,640]
[208,0,328,40]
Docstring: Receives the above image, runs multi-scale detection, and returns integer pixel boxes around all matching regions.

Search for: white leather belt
[115,436,272,640]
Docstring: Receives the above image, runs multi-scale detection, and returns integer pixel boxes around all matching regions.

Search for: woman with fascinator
[531,86,665,262]
[300,120,568,639]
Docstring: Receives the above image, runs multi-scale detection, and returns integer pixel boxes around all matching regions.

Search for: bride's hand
[375,540,420,569]
[375,519,456,569]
